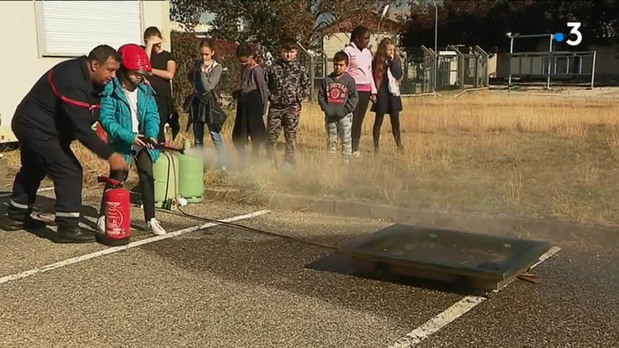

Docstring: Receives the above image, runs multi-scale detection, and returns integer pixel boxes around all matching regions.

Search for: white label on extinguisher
[106,201,126,236]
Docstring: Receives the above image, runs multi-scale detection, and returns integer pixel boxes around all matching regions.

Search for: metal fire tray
[339,224,551,292]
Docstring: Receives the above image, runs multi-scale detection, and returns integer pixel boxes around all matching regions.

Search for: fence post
[547,34,553,89]
[590,50,597,89]
[447,45,464,89]
[309,55,315,102]
[475,46,489,87]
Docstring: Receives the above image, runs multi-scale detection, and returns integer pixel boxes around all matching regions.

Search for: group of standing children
[93,25,403,238]
[318,25,404,163]
[188,38,310,171]
[187,26,402,170]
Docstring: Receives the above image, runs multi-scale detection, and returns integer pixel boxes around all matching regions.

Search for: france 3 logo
[555,22,582,46]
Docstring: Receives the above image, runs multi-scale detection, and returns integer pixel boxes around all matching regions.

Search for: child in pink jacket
[343,25,377,157]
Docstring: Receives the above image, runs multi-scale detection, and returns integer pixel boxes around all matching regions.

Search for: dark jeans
[154,95,172,144]
[351,91,371,152]
[232,90,267,160]
[100,149,155,222]
[193,121,228,168]
[373,110,402,150]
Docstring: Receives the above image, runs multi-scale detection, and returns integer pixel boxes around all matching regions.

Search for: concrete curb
[204,188,619,243]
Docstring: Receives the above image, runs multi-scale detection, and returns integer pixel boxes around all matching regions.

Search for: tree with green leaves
[171,0,407,52]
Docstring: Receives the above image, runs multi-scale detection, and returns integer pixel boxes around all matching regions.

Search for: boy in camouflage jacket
[265,38,311,167]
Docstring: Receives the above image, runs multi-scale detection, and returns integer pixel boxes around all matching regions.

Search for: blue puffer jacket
[99,78,160,164]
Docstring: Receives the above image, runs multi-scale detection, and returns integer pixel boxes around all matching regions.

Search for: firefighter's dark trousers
[8,136,84,230]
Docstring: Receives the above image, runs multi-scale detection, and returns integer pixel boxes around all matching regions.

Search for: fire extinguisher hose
[156,149,337,251]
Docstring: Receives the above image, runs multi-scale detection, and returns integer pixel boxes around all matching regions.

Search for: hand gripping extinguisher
[96,176,131,246]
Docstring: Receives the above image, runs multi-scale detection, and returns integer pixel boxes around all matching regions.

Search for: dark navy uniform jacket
[12,56,113,159]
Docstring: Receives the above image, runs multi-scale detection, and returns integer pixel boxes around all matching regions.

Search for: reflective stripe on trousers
[55,211,80,218]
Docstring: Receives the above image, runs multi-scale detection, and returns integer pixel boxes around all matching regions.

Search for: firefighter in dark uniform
[5,45,128,243]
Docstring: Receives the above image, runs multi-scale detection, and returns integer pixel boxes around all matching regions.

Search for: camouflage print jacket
[266,59,311,108]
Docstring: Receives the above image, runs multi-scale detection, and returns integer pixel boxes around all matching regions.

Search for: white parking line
[0,209,270,285]
[388,246,561,348]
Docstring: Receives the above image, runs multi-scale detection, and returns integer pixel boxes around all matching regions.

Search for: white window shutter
[40,0,142,57]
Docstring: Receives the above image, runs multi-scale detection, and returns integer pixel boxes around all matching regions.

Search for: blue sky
[200,11,215,24]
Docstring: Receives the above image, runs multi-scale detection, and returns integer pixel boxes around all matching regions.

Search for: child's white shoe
[147,218,166,235]
[97,216,106,234]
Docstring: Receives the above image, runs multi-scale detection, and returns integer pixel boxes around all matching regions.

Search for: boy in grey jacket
[318,51,359,164]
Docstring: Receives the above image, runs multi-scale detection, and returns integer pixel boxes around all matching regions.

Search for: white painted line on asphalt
[0,209,270,285]
[0,187,54,198]
[388,246,562,348]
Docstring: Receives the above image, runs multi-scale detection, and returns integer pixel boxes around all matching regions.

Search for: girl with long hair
[371,37,403,152]
[189,39,228,172]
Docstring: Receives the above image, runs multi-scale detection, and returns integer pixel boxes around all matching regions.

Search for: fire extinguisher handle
[156,143,185,154]
[97,176,122,187]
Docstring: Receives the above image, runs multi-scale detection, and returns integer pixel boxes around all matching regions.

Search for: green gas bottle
[175,140,204,203]
[153,151,179,208]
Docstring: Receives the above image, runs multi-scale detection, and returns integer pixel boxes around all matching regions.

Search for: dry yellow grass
[232,90,619,226]
[3,89,619,226]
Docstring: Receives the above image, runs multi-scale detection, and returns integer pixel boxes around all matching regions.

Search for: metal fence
[308,43,490,98]
[400,45,489,95]
[508,51,596,89]
[506,33,597,89]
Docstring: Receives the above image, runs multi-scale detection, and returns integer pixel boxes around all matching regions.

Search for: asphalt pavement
[0,189,617,347]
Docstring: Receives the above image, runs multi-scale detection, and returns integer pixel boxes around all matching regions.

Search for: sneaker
[353,151,361,158]
[96,216,106,234]
[147,218,166,236]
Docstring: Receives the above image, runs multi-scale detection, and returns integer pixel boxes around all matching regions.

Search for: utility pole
[431,0,438,93]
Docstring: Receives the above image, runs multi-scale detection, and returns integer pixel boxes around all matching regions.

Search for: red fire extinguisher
[96,176,131,246]
[94,122,108,144]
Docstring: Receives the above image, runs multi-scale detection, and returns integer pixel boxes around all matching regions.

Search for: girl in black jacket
[371,37,404,152]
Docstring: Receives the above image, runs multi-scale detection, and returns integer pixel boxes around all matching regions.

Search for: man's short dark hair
[236,42,256,58]
[280,37,298,51]
[144,26,162,41]
[87,45,121,64]
[333,51,349,65]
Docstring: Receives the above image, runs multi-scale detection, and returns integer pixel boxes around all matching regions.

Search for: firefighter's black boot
[56,227,96,243]
[1,215,47,232]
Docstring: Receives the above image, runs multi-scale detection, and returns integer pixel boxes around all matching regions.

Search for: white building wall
[0,0,170,143]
